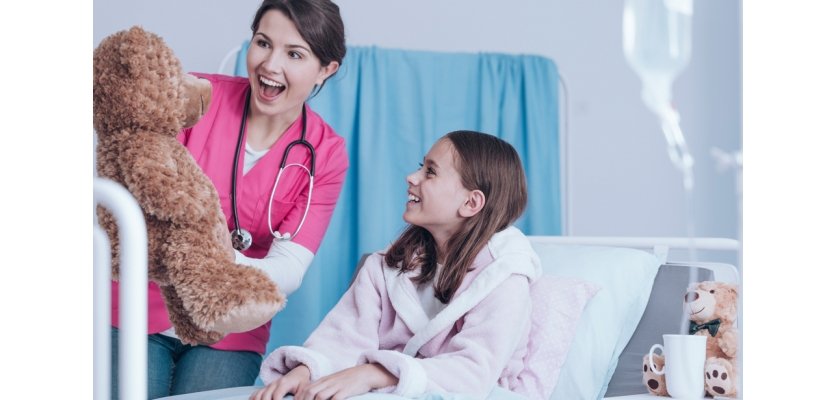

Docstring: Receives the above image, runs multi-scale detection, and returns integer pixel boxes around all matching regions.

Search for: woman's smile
[258,75,286,100]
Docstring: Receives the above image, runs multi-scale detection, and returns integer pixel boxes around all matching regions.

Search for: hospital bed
[94,177,148,400]
[94,178,740,400]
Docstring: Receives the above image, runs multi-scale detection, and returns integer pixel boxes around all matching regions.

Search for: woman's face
[404,139,471,244]
[246,10,338,120]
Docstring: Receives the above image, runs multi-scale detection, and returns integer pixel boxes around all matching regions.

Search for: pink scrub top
[111,73,349,354]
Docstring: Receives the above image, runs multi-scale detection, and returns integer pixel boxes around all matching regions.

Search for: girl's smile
[404,139,470,245]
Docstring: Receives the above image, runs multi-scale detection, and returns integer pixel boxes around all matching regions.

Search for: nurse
[109,0,349,398]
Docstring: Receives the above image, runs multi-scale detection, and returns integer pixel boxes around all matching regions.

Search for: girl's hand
[250,365,311,400]
[294,363,397,400]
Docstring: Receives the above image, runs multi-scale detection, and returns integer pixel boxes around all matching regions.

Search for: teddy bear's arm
[717,327,738,358]
[119,133,215,225]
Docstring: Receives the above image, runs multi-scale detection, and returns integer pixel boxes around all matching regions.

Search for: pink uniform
[111,73,349,354]
[260,227,548,399]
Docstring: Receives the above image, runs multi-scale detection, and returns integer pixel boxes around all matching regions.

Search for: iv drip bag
[623,0,695,189]
[623,0,693,109]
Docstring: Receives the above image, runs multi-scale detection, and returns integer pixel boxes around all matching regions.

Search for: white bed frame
[94,177,148,400]
[528,236,740,285]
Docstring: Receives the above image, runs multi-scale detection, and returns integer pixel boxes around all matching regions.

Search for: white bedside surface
[605,395,719,399]
[157,387,407,400]
[157,386,267,400]
[158,387,723,400]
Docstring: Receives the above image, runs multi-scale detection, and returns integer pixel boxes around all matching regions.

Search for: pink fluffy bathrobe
[260,226,548,399]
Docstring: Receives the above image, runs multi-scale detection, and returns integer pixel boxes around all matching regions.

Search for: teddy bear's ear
[727,284,738,297]
[715,283,738,318]
[716,282,738,296]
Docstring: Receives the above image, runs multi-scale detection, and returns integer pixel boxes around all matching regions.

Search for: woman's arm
[234,239,313,296]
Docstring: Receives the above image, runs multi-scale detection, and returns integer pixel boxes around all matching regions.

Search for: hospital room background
[93,0,741,363]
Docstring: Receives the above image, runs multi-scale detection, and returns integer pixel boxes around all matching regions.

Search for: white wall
[94,0,741,258]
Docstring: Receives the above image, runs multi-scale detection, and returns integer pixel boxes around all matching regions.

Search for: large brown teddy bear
[642,281,739,397]
[94,26,286,345]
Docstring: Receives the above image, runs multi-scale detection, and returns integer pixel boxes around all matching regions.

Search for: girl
[109,0,349,397]
[251,131,544,400]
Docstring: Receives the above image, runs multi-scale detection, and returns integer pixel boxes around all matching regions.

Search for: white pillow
[529,243,661,400]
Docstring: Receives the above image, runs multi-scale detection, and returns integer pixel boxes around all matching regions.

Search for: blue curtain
[235,45,562,353]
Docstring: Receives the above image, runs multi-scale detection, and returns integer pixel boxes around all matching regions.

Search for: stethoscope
[230,90,316,251]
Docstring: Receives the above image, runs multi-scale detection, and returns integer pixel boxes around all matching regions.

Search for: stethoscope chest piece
[229,92,315,251]
[231,229,253,251]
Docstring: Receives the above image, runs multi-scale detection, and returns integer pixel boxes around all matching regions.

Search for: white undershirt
[161,144,313,339]
[243,142,270,174]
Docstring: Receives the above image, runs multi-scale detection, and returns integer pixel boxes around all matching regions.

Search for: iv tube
[623,0,697,334]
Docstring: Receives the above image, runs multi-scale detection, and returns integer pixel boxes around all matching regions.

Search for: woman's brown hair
[251,0,346,96]
[384,130,528,303]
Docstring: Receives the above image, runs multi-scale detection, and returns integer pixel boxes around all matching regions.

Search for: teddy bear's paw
[170,260,288,334]
[642,354,668,396]
[704,358,736,397]
[198,265,287,333]
[160,285,226,345]
[208,297,287,334]
[179,329,225,346]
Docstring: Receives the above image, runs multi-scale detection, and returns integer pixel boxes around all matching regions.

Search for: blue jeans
[111,327,262,399]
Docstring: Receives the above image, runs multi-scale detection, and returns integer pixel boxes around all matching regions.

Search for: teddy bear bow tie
[689,318,721,337]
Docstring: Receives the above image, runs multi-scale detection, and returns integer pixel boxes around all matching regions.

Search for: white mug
[647,334,707,399]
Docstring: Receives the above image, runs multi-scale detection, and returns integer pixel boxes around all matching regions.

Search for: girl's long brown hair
[384,131,528,303]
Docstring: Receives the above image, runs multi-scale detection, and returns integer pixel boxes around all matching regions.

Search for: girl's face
[246,10,338,121]
[404,139,471,244]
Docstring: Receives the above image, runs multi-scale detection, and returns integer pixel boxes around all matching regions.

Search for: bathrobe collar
[382,226,542,356]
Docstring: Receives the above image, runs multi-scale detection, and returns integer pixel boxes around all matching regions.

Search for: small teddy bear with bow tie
[643,281,739,398]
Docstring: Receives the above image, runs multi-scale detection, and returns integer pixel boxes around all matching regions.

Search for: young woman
[109,1,349,398]
[252,131,545,400]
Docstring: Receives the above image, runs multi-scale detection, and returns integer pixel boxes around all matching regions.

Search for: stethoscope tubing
[230,89,315,249]
[267,164,314,241]
[230,91,251,237]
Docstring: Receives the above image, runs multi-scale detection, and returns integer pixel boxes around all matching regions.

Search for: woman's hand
[250,365,311,400]
[294,363,397,400]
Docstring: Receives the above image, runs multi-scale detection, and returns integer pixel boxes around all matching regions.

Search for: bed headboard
[527,235,740,399]
[603,261,736,397]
